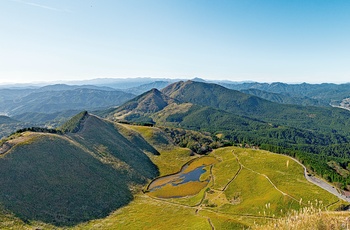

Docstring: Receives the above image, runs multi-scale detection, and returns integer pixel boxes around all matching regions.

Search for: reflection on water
[148,165,207,192]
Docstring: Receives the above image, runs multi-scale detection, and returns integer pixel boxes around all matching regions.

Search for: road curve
[288,156,350,203]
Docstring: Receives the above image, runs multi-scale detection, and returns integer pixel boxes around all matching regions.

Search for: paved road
[289,157,350,203]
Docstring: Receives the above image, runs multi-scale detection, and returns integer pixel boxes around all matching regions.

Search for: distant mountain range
[1,79,350,228]
[106,80,350,189]
[221,81,350,107]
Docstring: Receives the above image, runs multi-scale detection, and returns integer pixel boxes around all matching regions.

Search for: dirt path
[221,159,242,192]
[232,151,303,204]
[207,218,215,230]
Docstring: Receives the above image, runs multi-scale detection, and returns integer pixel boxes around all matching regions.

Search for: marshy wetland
[146,156,218,198]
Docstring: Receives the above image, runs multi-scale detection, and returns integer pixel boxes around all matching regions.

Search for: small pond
[146,156,218,198]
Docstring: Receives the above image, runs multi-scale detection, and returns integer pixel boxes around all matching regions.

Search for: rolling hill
[0,88,135,116]
[222,81,350,107]
[107,88,178,123]
[74,126,349,229]
[0,112,158,226]
[0,116,348,229]
[1,80,350,229]
[106,80,350,189]
[240,88,327,106]
[161,81,350,136]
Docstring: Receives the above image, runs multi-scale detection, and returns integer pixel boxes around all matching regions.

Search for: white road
[289,157,350,203]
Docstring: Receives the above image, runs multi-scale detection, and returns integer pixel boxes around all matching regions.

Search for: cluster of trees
[163,106,350,189]
[15,127,62,134]
[161,127,232,155]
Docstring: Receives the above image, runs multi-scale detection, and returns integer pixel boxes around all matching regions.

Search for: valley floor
[1,145,348,229]
[76,146,349,229]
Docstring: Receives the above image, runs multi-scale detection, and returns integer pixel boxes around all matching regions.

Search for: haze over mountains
[1,78,350,228]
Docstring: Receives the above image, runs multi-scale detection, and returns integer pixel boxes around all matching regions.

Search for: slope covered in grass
[76,145,344,229]
[68,114,159,181]
[0,114,159,226]
[0,140,346,229]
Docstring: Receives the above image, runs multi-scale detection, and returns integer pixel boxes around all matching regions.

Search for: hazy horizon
[0,76,349,87]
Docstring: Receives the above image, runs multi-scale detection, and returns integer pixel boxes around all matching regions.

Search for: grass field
[0,124,348,229]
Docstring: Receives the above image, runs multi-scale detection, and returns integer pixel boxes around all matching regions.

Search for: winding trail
[232,151,303,204]
[144,149,350,229]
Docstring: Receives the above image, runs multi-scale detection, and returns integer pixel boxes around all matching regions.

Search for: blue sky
[1,0,350,84]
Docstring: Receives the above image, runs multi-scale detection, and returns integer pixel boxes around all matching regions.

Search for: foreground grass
[75,195,211,230]
[254,207,350,230]
[0,124,348,229]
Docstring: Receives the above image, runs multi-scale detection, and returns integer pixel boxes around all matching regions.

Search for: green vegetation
[159,81,350,188]
[0,114,158,226]
[223,81,350,106]
[240,88,327,106]
[58,110,88,133]
[107,88,176,124]
[122,124,195,175]
[106,81,350,189]
[0,134,133,226]
[0,121,347,229]
[1,102,350,229]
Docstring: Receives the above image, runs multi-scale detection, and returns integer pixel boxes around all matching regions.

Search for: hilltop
[1,79,350,229]
[108,80,350,189]
[0,112,158,226]
[107,88,178,124]
[0,117,348,229]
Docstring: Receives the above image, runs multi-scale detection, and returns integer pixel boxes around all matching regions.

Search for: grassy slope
[0,124,347,229]
[75,127,344,229]
[0,116,159,227]
[0,133,134,226]
[68,115,159,182]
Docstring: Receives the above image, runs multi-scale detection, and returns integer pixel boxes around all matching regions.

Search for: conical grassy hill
[0,112,159,226]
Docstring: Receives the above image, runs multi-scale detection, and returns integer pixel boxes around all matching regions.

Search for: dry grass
[256,205,350,230]
[183,156,218,173]
[147,181,209,198]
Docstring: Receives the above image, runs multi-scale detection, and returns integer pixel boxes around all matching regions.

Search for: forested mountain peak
[114,88,177,114]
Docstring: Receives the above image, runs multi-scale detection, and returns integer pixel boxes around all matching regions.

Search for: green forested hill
[240,88,328,106]
[107,88,177,124]
[107,81,350,188]
[222,82,350,105]
[161,81,350,136]
[0,113,158,226]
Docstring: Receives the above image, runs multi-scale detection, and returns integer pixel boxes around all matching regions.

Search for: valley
[1,79,350,229]
[4,1,350,228]
[1,121,349,229]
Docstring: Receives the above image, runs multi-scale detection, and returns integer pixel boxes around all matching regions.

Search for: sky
[1,0,350,84]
